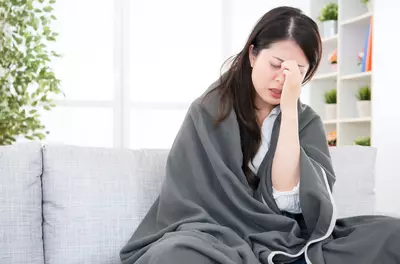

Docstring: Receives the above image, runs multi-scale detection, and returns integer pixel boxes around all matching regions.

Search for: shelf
[339,117,371,123]
[340,71,372,80]
[341,12,373,26]
[322,34,338,44]
[312,72,337,81]
[323,120,337,125]
[323,117,371,124]
[310,0,373,146]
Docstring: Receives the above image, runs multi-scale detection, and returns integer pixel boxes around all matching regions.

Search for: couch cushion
[0,142,44,264]
[42,144,168,264]
[329,146,377,218]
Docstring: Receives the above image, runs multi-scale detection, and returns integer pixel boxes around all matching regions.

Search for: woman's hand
[280,60,303,114]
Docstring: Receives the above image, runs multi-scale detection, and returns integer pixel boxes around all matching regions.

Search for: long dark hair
[208,6,322,189]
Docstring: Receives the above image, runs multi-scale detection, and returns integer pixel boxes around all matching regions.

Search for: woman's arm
[271,108,300,191]
[271,60,302,192]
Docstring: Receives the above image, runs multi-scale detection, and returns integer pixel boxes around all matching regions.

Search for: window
[43,0,116,148]
[42,0,225,149]
[128,0,224,148]
[41,0,310,149]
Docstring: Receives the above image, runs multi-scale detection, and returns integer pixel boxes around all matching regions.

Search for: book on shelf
[361,16,373,72]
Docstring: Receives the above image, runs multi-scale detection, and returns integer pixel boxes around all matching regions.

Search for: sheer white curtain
[40,0,225,149]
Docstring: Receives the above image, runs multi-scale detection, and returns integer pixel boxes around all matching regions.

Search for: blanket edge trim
[266,164,337,264]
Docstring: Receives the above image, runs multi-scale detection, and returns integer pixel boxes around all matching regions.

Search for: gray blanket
[120,84,400,264]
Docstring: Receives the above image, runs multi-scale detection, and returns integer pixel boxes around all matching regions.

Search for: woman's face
[249,40,309,110]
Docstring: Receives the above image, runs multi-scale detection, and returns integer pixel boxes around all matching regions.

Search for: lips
[269,88,282,94]
[269,88,282,99]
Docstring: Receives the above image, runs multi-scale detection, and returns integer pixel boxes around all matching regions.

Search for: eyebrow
[272,56,306,68]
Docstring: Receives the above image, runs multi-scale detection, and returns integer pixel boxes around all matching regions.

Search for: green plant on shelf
[361,0,369,4]
[354,136,371,146]
[356,85,371,101]
[318,3,338,22]
[324,88,337,104]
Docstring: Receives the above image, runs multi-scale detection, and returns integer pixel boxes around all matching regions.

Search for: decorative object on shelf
[0,0,63,145]
[356,85,371,117]
[357,51,364,69]
[318,2,338,38]
[354,136,371,146]
[329,49,337,71]
[361,0,373,12]
[327,131,337,147]
[323,88,337,120]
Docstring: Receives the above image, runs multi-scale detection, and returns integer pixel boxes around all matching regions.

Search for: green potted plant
[318,2,338,38]
[354,136,371,146]
[0,0,63,145]
[355,85,371,117]
[324,88,337,120]
[361,0,373,12]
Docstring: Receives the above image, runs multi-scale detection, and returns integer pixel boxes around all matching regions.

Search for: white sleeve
[272,183,302,214]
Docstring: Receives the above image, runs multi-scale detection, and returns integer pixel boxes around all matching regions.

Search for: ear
[249,45,256,68]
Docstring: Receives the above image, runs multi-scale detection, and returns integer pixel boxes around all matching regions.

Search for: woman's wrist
[281,104,298,120]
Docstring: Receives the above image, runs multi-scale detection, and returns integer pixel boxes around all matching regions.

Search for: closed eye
[270,63,281,68]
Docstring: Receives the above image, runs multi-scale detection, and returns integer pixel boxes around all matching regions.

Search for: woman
[120,6,400,264]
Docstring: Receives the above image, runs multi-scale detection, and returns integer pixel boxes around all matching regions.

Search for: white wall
[371,0,400,215]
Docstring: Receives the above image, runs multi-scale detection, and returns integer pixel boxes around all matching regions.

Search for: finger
[282,60,300,73]
[281,60,296,68]
[283,69,290,76]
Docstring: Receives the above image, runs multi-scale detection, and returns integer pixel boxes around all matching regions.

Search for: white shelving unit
[308,0,373,146]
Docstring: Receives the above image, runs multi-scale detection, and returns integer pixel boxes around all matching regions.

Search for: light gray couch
[0,142,379,264]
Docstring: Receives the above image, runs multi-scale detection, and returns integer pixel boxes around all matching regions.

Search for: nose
[274,71,285,84]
